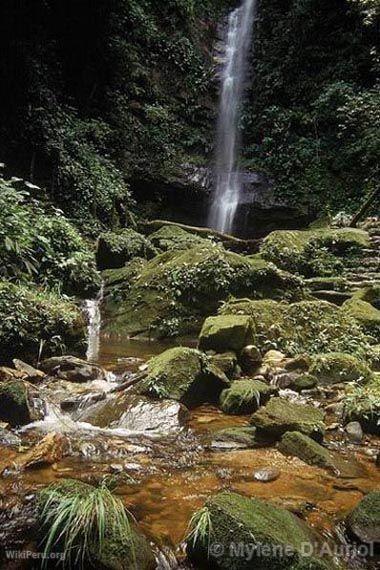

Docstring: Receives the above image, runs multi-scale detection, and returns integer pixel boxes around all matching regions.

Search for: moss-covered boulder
[251,397,325,441]
[0,282,85,364]
[0,381,39,427]
[368,345,380,371]
[97,228,157,270]
[220,379,276,415]
[343,297,380,337]
[38,479,155,570]
[346,491,380,544]
[219,298,370,357]
[278,432,365,478]
[344,377,380,435]
[148,224,212,252]
[135,347,229,408]
[199,315,255,353]
[187,491,328,569]
[261,227,369,276]
[309,353,373,386]
[103,245,303,339]
[292,374,318,392]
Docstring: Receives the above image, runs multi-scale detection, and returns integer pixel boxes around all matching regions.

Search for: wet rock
[0,366,25,382]
[0,498,38,561]
[40,355,106,383]
[309,352,373,386]
[219,379,276,415]
[346,491,380,544]
[78,394,189,434]
[9,433,69,470]
[240,344,262,373]
[211,427,258,449]
[136,347,229,408]
[61,390,106,412]
[199,315,255,353]
[273,372,300,389]
[187,491,329,569]
[345,421,363,443]
[0,380,41,427]
[343,295,380,336]
[0,426,20,446]
[253,468,280,482]
[251,397,325,441]
[13,359,46,382]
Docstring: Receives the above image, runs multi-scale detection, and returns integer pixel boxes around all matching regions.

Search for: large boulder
[77,394,189,434]
[346,491,380,544]
[219,379,276,415]
[0,380,41,427]
[97,228,157,270]
[308,353,373,386]
[0,282,85,364]
[261,227,369,276]
[219,298,371,357]
[187,491,329,569]
[135,347,229,408]
[199,315,255,353]
[38,479,155,570]
[251,397,325,441]
[343,296,380,337]
[40,355,106,383]
[102,245,303,338]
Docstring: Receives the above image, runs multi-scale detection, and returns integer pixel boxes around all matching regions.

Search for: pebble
[253,468,280,483]
[345,421,363,444]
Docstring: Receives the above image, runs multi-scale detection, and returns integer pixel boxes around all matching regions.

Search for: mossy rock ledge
[346,491,380,544]
[0,380,41,427]
[38,479,155,570]
[135,347,229,408]
[251,397,325,442]
[102,245,303,339]
[187,491,329,569]
[199,315,255,353]
[219,298,370,357]
[219,379,277,415]
[97,228,157,270]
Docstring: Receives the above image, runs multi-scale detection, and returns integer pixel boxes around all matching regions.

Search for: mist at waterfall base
[208,0,257,235]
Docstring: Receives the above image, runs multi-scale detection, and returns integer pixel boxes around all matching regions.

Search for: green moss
[343,297,380,337]
[346,491,380,544]
[103,245,303,338]
[97,229,157,269]
[0,281,85,364]
[148,225,212,252]
[212,427,258,447]
[292,374,318,392]
[261,228,369,276]
[251,397,325,441]
[136,347,229,407]
[219,298,371,358]
[368,345,380,371]
[309,353,373,386]
[187,491,329,569]
[220,379,275,415]
[199,315,255,352]
[210,351,237,379]
[0,381,31,426]
[279,432,333,468]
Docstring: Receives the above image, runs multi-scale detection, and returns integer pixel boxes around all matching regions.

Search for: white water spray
[208,0,257,234]
[84,282,104,361]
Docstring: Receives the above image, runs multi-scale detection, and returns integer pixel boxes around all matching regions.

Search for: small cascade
[208,0,257,234]
[84,282,104,361]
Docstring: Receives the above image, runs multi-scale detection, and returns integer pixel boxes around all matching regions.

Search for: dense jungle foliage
[0,0,378,232]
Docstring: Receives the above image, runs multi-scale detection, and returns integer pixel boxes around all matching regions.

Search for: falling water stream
[209,0,257,234]
[84,282,104,361]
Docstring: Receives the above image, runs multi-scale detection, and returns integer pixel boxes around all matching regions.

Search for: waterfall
[84,282,104,361]
[208,0,257,234]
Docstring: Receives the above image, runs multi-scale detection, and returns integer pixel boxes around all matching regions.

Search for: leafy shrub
[0,281,85,363]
